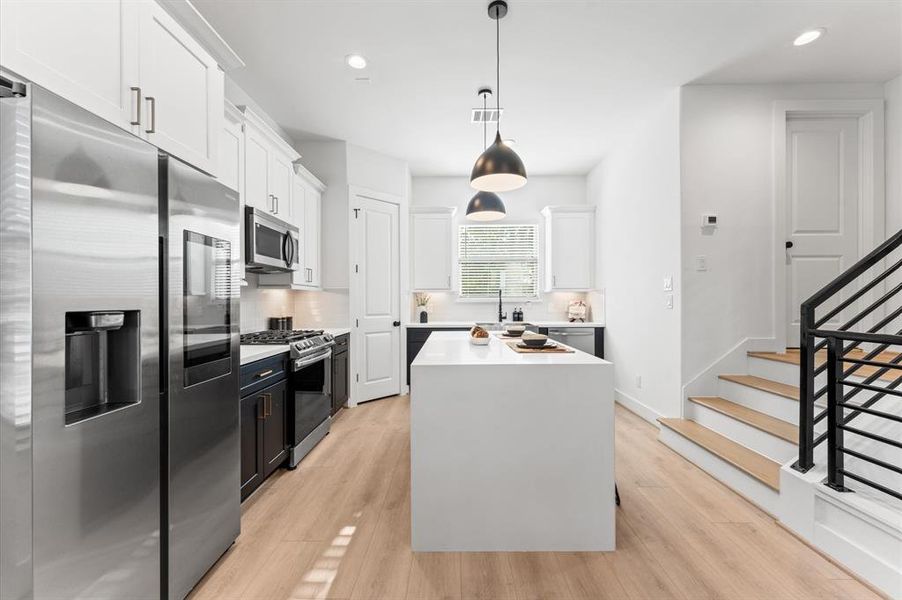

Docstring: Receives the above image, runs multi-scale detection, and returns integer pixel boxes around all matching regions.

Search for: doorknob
[392,321,401,327]
[785,241,794,249]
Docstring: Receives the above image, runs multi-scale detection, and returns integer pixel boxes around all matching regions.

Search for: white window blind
[459,224,538,299]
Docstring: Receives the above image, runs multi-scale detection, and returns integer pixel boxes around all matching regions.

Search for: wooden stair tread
[719,374,800,401]
[658,418,781,491]
[689,396,798,444]
[748,348,901,382]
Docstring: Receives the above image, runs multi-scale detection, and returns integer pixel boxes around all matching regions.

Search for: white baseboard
[615,390,663,425]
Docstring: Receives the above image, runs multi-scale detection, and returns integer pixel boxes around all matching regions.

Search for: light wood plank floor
[190,395,881,600]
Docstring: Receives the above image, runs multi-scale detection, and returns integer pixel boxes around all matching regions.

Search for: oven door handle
[293,348,332,370]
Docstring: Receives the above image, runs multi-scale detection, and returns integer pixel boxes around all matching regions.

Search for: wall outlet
[695,255,708,271]
[636,375,642,389]
[664,293,674,309]
[663,276,673,291]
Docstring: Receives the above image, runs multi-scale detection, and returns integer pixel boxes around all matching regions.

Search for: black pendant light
[467,88,506,221]
[470,0,527,193]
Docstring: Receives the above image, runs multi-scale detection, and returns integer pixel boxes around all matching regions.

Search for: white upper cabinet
[302,180,322,288]
[0,0,139,130]
[220,102,245,282]
[1,0,235,175]
[269,151,293,221]
[137,0,222,174]
[257,166,324,291]
[542,206,596,292]
[410,207,456,291]
[241,107,299,219]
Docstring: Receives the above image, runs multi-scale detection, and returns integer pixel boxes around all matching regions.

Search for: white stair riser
[718,379,800,423]
[658,426,780,516]
[687,402,797,463]
[748,356,819,388]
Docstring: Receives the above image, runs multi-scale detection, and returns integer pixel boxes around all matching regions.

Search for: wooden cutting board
[506,341,574,354]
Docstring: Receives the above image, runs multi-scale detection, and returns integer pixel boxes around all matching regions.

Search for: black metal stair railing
[794,228,902,504]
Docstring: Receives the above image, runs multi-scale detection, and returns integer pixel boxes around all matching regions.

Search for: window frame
[456,221,541,302]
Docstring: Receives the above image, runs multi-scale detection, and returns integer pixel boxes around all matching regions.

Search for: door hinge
[355,264,359,273]
[353,208,360,219]
[355,319,359,327]
[356,373,359,382]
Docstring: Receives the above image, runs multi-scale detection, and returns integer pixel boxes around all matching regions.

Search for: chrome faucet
[498,289,507,323]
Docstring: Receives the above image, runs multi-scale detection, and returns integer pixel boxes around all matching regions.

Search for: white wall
[409,176,595,323]
[588,90,682,421]
[886,75,902,236]
[680,83,887,384]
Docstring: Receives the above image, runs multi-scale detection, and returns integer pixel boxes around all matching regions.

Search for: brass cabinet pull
[257,398,265,420]
[255,369,274,379]
[130,87,141,125]
[266,394,272,416]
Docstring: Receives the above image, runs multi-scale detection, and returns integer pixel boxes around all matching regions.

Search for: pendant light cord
[483,92,488,150]
[496,9,501,135]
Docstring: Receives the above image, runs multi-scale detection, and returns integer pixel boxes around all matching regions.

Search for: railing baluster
[794,304,817,472]
[825,336,848,492]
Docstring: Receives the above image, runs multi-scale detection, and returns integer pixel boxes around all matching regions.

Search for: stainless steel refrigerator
[0,79,240,599]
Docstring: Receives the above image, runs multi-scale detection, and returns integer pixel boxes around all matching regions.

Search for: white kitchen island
[410,331,615,552]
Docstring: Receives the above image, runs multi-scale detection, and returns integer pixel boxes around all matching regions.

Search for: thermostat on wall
[701,213,718,227]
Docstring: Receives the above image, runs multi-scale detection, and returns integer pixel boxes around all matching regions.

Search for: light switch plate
[665,293,674,309]
[663,276,673,291]
[695,255,708,271]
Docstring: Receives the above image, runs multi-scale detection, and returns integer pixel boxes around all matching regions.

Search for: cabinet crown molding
[293,161,327,192]
[240,105,300,161]
[541,205,597,217]
[157,0,245,71]
[410,206,458,215]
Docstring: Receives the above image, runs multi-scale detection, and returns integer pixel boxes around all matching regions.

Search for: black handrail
[795,228,902,474]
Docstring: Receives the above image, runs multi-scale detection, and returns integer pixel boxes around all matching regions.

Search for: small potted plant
[415,293,431,323]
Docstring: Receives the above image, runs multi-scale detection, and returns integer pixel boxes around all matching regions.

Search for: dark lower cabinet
[239,393,263,497]
[240,355,289,501]
[261,379,287,479]
[331,334,349,415]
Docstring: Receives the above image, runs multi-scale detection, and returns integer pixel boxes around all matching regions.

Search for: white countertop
[239,327,351,366]
[240,344,290,365]
[405,320,604,329]
[412,331,607,367]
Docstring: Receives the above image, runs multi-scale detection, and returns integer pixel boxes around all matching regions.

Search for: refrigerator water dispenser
[64,310,141,425]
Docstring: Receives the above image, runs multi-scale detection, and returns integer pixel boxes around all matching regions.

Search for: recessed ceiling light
[346,54,367,69]
[793,28,826,46]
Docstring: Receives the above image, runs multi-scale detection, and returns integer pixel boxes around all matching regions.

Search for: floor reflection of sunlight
[293,524,358,599]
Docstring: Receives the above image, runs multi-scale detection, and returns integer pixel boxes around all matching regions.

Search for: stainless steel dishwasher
[546,327,596,355]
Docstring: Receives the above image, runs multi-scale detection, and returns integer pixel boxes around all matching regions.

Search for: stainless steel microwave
[245,207,299,273]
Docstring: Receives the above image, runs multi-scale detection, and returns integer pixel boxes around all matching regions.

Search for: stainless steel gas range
[241,330,334,467]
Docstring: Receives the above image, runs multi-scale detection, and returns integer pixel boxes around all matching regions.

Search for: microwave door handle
[287,232,295,267]
[282,233,291,268]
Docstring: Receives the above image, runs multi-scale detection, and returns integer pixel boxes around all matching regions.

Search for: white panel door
[550,212,593,290]
[411,212,453,290]
[137,0,222,174]
[0,0,139,131]
[352,195,401,402]
[786,117,860,343]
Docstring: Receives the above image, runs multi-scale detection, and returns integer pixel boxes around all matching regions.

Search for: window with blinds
[458,224,539,299]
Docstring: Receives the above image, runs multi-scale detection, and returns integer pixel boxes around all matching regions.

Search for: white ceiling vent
[471,107,503,123]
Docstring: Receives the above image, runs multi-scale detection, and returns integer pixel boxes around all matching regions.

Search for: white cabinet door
[304,186,321,288]
[411,209,455,291]
[220,107,245,282]
[244,128,272,213]
[0,0,139,131]
[137,0,222,174]
[544,207,595,291]
[269,152,293,221]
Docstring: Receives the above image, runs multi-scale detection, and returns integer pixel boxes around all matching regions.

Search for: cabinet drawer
[333,333,350,352]
[240,354,287,396]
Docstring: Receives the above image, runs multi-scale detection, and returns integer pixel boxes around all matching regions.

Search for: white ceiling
[193,0,902,176]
